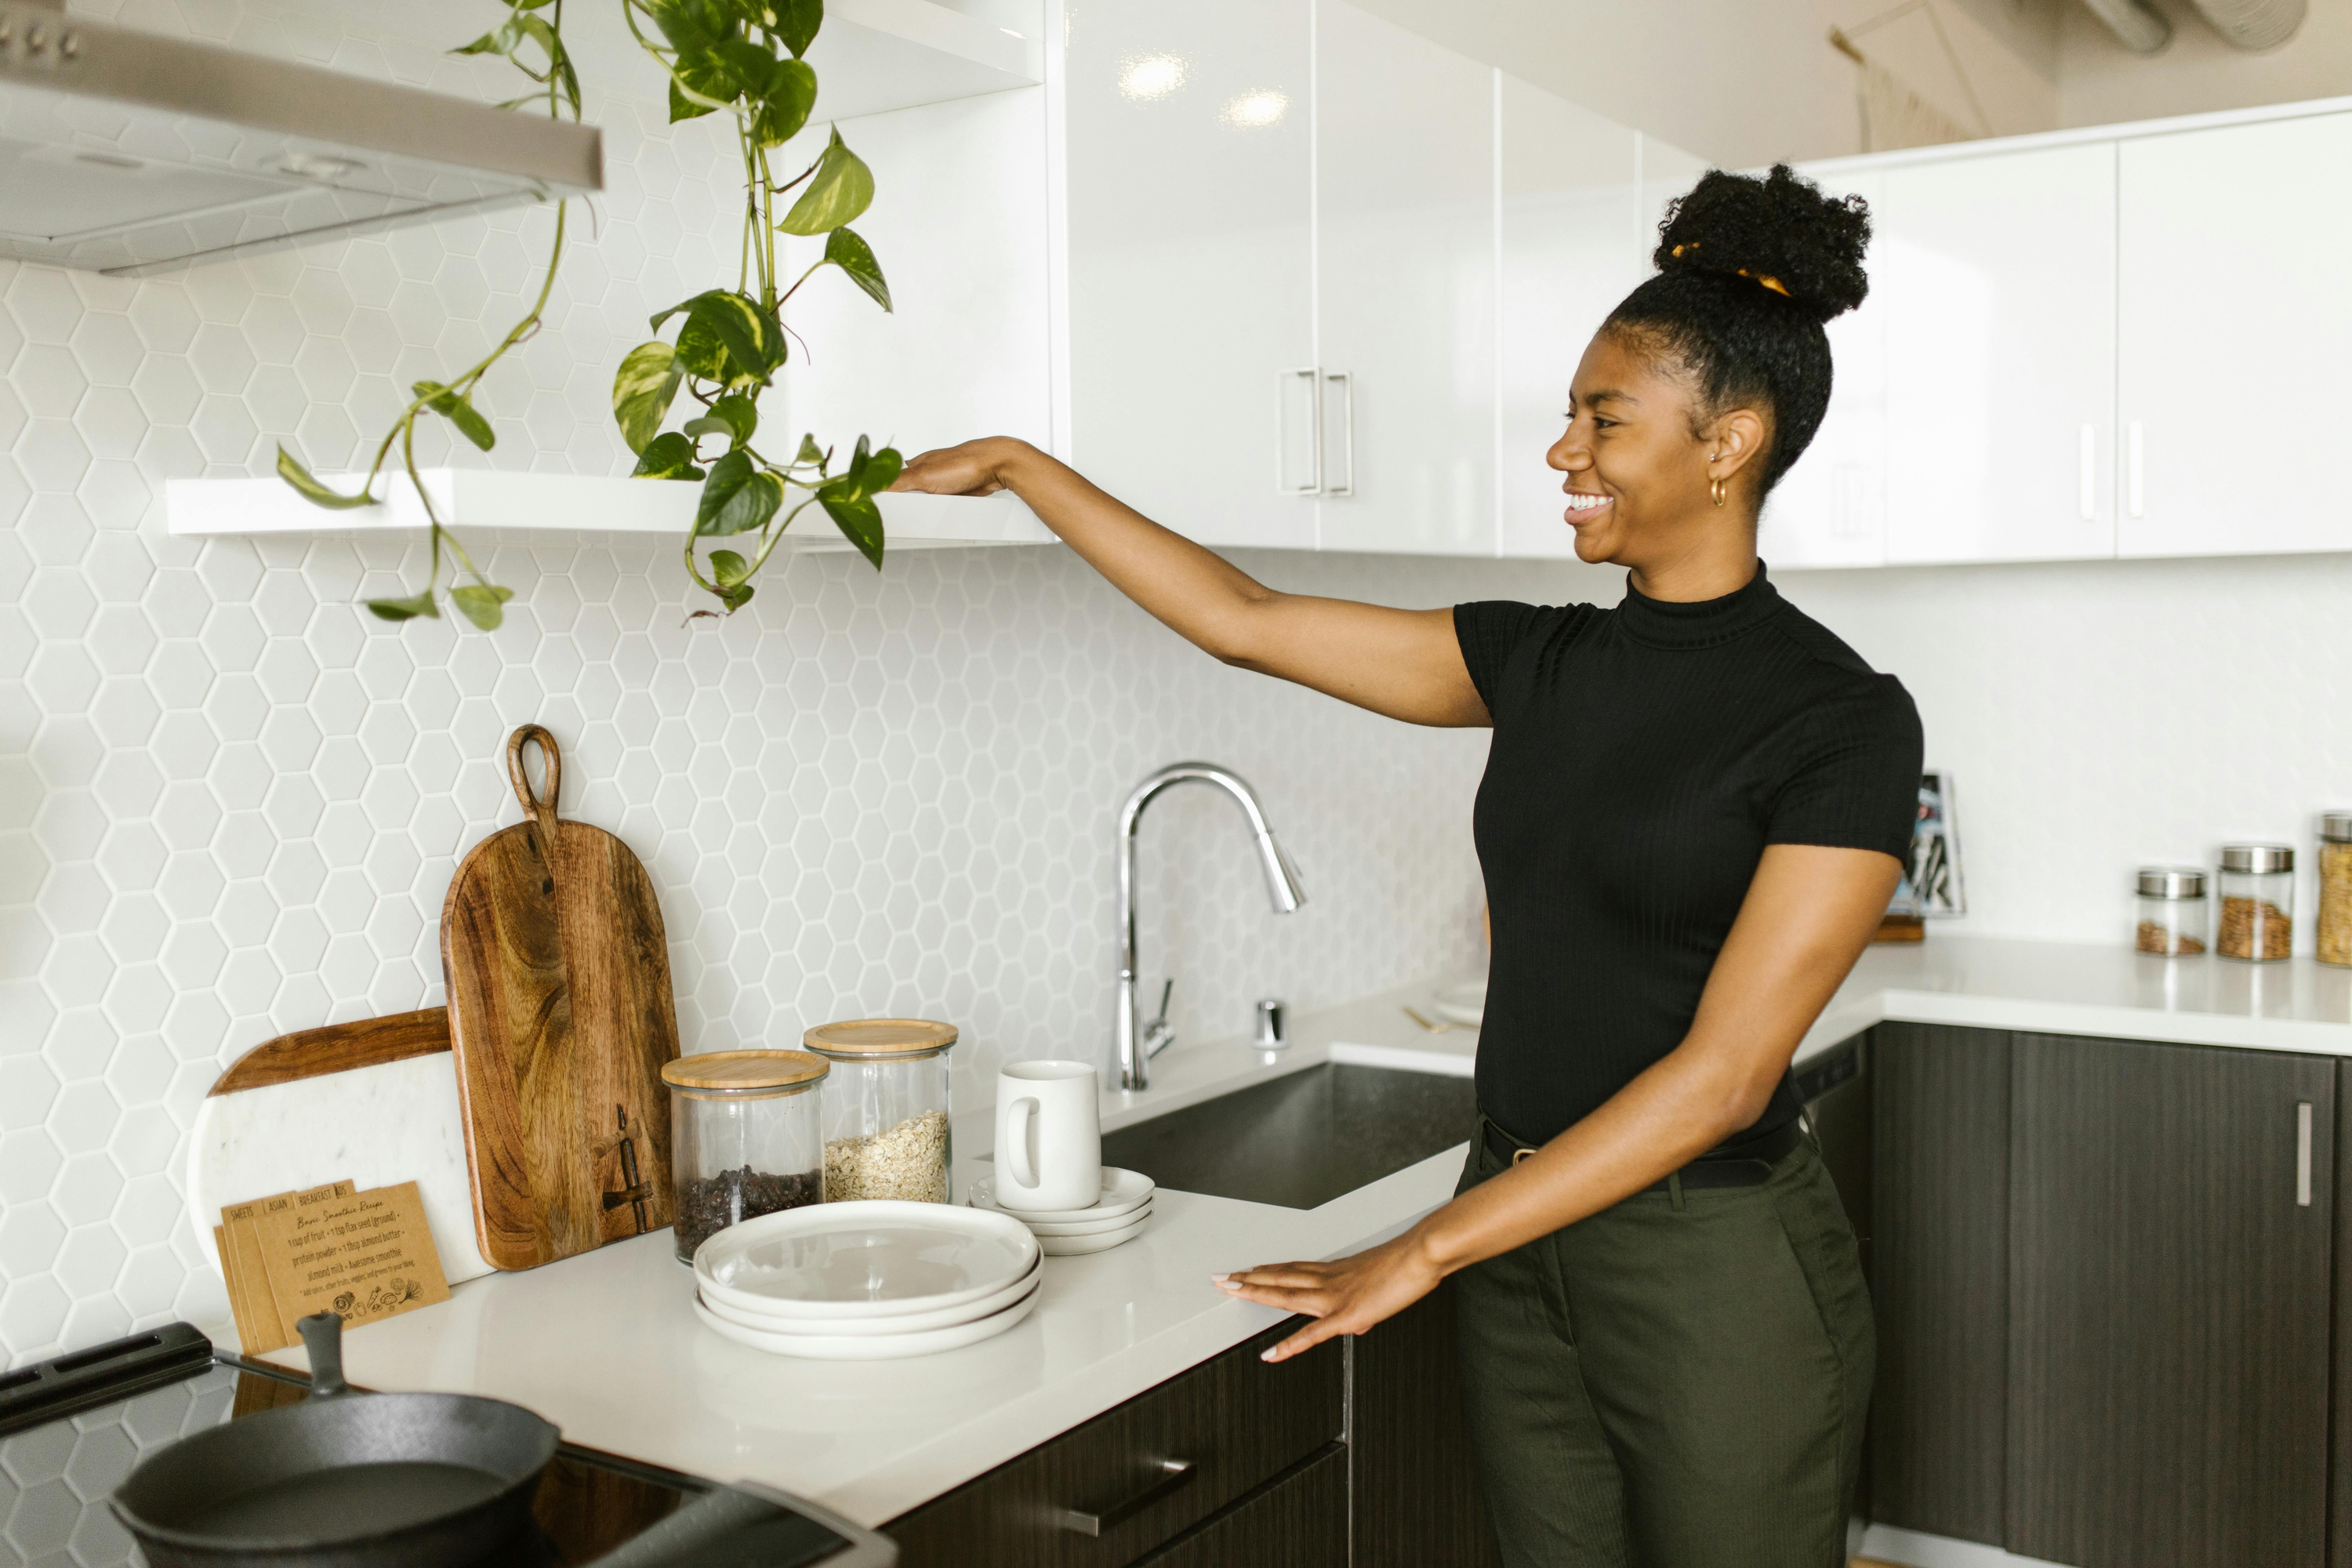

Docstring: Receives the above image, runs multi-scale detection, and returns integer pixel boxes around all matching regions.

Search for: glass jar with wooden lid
[802,1018,957,1205]
[2216,844,2296,962]
[659,1050,828,1264]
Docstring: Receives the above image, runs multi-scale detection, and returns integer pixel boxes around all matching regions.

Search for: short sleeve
[1762,676,1923,862]
[1454,601,1544,719]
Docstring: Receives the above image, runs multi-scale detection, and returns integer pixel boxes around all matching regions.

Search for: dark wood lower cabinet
[1132,1446,1348,1568]
[1870,1022,2011,1546]
[2006,1034,2335,1568]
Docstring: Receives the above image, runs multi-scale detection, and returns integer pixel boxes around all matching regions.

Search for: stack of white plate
[691,1200,1042,1359]
[1432,979,1485,1028]
[968,1167,1155,1255]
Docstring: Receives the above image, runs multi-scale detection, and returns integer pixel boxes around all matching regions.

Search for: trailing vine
[274,0,898,629]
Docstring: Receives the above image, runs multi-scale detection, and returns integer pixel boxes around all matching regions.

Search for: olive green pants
[1453,1121,1873,1568]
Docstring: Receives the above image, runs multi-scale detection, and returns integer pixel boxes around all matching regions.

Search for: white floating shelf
[165,470,1056,552]
[809,0,1044,121]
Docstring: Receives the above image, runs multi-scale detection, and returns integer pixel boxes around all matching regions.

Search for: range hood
[0,0,600,276]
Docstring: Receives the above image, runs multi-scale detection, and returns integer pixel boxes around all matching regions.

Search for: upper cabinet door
[1759,169,1887,570]
[1495,78,1642,561]
[2118,111,2352,559]
[1062,0,1316,550]
[1315,1,1495,556]
[1882,143,2118,565]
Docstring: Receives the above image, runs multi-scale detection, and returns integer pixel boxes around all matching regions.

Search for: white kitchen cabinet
[1880,142,2117,564]
[1495,78,1642,561]
[1061,0,1317,550]
[2118,110,2352,559]
[1312,0,1496,556]
[1759,169,1888,570]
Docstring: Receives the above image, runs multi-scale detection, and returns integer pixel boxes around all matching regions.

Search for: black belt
[1481,1115,1802,1192]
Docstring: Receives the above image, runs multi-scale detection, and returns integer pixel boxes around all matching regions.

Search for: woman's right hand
[889,437,1033,497]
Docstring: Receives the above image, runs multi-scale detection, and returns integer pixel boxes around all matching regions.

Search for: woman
[892,165,1918,1566]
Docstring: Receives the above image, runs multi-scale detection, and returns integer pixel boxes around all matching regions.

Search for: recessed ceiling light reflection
[1119,53,1188,101]
[1220,89,1290,129]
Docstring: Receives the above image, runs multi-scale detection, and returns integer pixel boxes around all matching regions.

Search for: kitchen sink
[1101,1063,1479,1209]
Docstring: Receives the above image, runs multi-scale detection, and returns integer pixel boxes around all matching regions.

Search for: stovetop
[0,1327,891,1567]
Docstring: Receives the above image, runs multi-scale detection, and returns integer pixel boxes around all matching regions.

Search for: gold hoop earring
[1710,475,1727,509]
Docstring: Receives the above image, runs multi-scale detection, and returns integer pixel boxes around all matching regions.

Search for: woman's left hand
[1214,1231,1444,1363]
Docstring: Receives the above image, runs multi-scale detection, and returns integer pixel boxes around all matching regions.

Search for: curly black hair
[1602,164,1871,498]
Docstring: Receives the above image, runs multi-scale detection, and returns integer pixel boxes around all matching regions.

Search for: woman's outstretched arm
[890,437,1490,728]
[1215,841,1904,1359]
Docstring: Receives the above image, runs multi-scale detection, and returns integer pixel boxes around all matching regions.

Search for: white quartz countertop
[250,934,2352,1528]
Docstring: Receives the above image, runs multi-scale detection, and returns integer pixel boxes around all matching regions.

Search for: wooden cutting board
[441,724,681,1271]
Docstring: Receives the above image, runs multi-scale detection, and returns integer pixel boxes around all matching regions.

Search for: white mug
[995,1060,1102,1211]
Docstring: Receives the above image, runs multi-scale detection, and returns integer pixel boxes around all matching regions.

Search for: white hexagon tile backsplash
[0,0,1602,1364]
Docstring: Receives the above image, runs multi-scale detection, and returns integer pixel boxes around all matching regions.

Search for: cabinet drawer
[1133,1444,1348,1568]
[887,1321,1343,1568]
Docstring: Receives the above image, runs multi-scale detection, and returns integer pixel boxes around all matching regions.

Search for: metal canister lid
[802,1018,959,1062]
[2137,867,2206,899]
[2220,844,2296,874]
[2321,811,2352,843]
[660,1049,829,1097]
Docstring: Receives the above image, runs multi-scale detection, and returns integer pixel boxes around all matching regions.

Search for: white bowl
[1017,1201,1154,1238]
[968,1167,1155,1225]
[696,1254,1040,1336]
[691,1278,1040,1359]
[1039,1213,1150,1256]
[695,1200,1040,1321]
[1433,980,1485,1028]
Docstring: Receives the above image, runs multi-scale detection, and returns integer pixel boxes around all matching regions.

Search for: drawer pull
[1055,1458,1197,1537]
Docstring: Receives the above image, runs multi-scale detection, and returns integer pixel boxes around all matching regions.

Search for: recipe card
[251,1181,451,1334]
[216,1179,354,1353]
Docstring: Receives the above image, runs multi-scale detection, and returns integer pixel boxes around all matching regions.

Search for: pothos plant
[273,0,901,629]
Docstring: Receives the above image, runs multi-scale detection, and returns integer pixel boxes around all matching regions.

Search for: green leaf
[750,58,816,147]
[632,431,706,480]
[612,342,684,455]
[686,292,785,385]
[643,0,727,53]
[450,583,516,631]
[794,434,827,470]
[775,0,822,56]
[707,394,757,446]
[820,493,884,569]
[669,77,721,122]
[452,24,514,56]
[276,446,377,510]
[709,548,753,588]
[366,590,440,622]
[820,227,891,312]
[695,452,787,537]
[779,129,875,235]
[413,381,495,452]
[713,37,778,95]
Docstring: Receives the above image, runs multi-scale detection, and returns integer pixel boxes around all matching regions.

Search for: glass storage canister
[2216,844,2296,962]
[2320,813,2352,967]
[2135,867,2208,956]
[659,1050,828,1264]
[804,1018,957,1204]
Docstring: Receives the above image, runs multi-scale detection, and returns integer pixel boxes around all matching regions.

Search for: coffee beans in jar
[659,1050,828,1264]
[2216,844,2295,963]
[2134,867,2206,956]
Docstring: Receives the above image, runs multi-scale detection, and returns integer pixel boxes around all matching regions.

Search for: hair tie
[1668,242,1793,299]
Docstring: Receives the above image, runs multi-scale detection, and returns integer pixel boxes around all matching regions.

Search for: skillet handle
[296,1312,354,1399]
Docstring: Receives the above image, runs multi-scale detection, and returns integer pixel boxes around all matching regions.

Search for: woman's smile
[1563,490,1612,525]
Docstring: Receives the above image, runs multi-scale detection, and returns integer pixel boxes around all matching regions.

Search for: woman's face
[1544,329,1764,570]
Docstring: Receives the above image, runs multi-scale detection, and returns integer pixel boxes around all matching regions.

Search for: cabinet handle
[2078,424,2096,521]
[1323,371,1355,497]
[1054,1457,1197,1537]
[2126,420,2145,518]
[2297,1101,2314,1208]
[1278,368,1322,495]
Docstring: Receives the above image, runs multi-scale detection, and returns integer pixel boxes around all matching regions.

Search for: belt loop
[1668,1170,1686,1213]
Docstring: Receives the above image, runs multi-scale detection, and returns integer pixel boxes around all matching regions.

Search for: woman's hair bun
[1653,165,1871,324]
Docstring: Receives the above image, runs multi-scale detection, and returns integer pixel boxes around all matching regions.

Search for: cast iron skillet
[111,1312,561,1568]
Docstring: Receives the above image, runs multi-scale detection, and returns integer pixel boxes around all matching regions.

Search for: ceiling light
[1118,53,1187,101]
[1220,90,1290,129]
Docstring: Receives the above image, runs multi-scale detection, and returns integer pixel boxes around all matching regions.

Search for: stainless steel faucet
[1116,762,1307,1091]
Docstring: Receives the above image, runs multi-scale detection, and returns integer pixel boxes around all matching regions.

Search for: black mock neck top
[1454,564,1921,1149]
